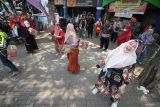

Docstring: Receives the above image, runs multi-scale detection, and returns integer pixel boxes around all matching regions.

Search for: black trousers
[88,28,93,38]
[0,52,18,71]
[111,32,118,43]
[100,37,109,50]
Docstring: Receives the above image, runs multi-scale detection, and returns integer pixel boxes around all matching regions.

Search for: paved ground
[0,33,160,107]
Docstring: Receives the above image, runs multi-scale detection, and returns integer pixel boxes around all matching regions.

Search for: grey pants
[79,28,85,38]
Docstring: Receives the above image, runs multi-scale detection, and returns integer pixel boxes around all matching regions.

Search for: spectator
[0,24,19,76]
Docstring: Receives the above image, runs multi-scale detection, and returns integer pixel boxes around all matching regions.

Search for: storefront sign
[55,0,64,5]
[67,0,97,7]
[127,3,147,14]
[108,0,141,12]
[76,0,97,7]
[115,11,133,18]
[113,3,147,15]
[109,0,147,16]
[67,0,76,7]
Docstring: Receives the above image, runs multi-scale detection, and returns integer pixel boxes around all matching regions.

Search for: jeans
[0,52,18,72]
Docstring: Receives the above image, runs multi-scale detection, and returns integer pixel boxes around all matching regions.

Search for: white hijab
[103,40,139,72]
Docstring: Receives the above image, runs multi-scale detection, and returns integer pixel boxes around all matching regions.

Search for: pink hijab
[65,23,79,44]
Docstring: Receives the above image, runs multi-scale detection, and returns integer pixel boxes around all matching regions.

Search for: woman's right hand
[99,58,105,66]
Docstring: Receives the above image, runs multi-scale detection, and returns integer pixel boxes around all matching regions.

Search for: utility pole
[63,0,67,18]
[96,0,103,21]
[48,0,55,30]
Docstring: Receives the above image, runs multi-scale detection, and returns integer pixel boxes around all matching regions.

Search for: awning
[145,0,160,8]
[102,0,115,7]
[27,0,48,16]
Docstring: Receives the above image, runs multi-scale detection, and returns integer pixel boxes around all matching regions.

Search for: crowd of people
[49,13,156,107]
[73,14,155,64]
[0,14,38,77]
[0,12,157,107]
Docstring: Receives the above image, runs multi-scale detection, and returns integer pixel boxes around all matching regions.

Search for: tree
[138,47,160,91]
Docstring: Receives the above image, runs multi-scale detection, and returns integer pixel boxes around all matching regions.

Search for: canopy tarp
[145,0,160,8]
[27,0,48,16]
[102,0,115,7]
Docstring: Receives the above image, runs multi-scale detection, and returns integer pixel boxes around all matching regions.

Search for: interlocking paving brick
[0,33,159,107]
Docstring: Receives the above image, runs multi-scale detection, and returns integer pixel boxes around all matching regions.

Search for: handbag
[96,26,101,33]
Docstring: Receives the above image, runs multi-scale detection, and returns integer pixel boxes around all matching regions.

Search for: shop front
[67,0,98,17]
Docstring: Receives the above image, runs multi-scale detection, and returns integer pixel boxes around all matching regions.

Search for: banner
[76,0,97,7]
[27,0,48,16]
[126,3,147,14]
[67,0,97,7]
[108,0,147,15]
[108,0,141,12]
[115,12,133,18]
[55,0,64,5]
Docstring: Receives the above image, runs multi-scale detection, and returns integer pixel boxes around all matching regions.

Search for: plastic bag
[7,45,17,57]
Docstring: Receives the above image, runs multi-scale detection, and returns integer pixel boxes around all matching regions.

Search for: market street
[0,33,159,107]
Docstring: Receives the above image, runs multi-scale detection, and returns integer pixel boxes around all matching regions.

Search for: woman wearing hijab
[50,22,65,54]
[100,39,139,75]
[16,22,38,53]
[93,40,139,107]
[137,28,154,64]
[65,23,80,73]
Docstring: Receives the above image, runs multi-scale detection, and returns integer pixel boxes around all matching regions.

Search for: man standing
[87,15,95,38]
[78,15,86,38]
[100,20,111,51]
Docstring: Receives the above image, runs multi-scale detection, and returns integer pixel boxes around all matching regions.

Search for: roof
[145,0,160,8]
[102,0,115,7]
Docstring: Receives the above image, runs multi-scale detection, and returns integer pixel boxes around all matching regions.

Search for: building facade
[54,0,99,17]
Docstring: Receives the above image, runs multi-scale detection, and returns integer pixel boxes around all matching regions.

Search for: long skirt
[67,47,80,73]
[25,35,38,52]
[95,80,121,101]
